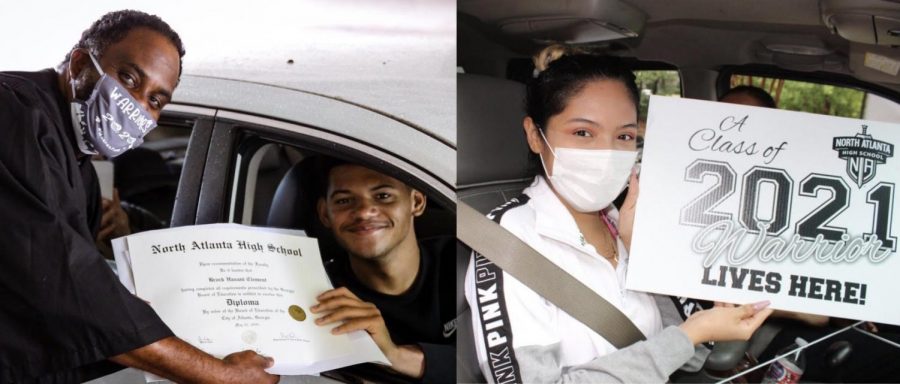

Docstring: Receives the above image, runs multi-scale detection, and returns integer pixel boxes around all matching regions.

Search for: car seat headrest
[457,74,530,188]
[267,157,320,230]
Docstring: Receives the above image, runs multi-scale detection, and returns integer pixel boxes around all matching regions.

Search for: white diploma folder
[112,223,389,377]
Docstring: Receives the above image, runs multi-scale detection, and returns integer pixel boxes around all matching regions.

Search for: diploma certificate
[113,223,389,376]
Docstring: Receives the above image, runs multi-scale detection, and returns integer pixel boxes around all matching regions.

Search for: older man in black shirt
[0,10,275,383]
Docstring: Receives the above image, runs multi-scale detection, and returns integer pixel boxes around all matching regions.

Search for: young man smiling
[313,159,455,383]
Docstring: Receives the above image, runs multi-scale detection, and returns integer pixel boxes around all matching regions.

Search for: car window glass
[229,140,305,226]
[729,75,900,124]
[228,134,454,235]
[117,119,191,227]
[635,70,681,163]
[635,70,682,121]
[225,132,456,275]
[143,122,192,172]
[91,118,191,261]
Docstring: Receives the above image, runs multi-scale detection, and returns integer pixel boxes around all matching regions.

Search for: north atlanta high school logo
[833,125,894,188]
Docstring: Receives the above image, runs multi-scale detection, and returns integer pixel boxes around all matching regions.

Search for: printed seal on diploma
[111,223,389,379]
[626,96,900,326]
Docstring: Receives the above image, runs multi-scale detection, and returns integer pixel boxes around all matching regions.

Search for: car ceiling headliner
[460,0,900,93]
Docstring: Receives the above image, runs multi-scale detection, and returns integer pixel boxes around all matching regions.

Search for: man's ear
[66,49,89,100]
[317,198,332,228]
[67,48,102,101]
[410,189,427,217]
[68,49,87,75]
[523,117,545,155]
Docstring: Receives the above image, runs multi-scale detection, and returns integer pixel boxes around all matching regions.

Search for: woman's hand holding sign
[679,301,774,345]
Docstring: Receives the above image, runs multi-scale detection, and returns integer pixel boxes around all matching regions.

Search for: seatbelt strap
[458,202,646,349]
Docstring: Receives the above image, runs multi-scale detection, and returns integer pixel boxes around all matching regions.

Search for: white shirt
[465,176,664,382]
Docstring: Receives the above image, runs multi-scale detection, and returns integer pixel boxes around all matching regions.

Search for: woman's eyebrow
[564,117,599,126]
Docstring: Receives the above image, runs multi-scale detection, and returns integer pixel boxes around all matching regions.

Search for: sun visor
[848,43,900,84]
[822,0,900,46]
[753,36,845,72]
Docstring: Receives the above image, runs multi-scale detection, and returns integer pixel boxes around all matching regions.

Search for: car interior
[261,146,456,276]
[457,0,900,382]
[114,111,457,294]
[240,128,458,269]
[110,117,193,227]
[239,130,456,383]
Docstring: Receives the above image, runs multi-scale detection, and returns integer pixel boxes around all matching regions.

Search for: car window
[142,119,194,176]
[635,70,682,120]
[220,128,455,281]
[115,116,193,227]
[729,74,900,123]
[225,127,455,235]
[635,69,681,162]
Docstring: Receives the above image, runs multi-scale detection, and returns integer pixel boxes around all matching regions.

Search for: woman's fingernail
[753,300,771,310]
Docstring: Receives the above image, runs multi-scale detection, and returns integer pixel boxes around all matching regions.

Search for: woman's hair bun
[533,44,587,75]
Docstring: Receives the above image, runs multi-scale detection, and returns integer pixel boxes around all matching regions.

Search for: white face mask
[539,129,637,212]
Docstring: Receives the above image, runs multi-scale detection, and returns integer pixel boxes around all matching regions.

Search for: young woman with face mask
[464,45,774,383]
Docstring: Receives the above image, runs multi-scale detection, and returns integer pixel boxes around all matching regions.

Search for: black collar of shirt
[8,69,87,163]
